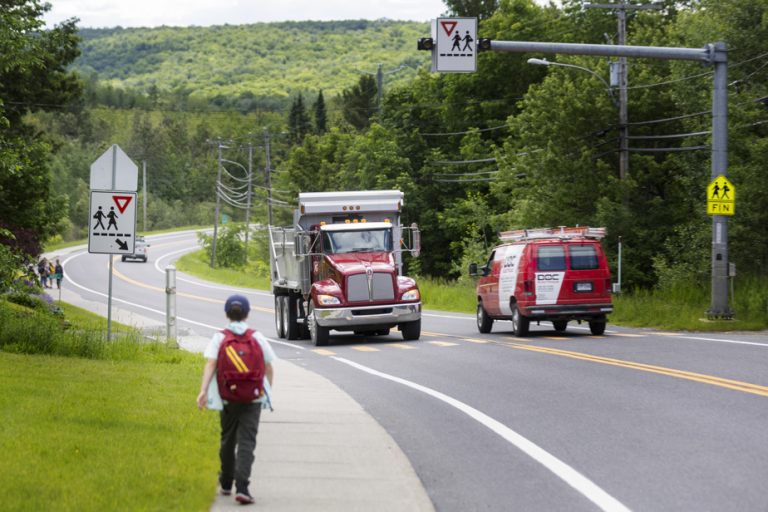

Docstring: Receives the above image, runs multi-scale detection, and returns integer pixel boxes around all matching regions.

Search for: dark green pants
[219,402,262,489]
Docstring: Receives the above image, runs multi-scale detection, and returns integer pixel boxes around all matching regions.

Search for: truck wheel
[511,305,529,337]
[400,319,421,341]
[589,320,606,335]
[308,304,329,346]
[285,296,299,340]
[274,296,286,339]
[553,320,568,333]
[477,303,493,333]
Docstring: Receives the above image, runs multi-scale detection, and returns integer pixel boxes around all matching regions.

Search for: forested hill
[75,20,430,105]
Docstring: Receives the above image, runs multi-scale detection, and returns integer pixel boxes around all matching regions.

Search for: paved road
[55,231,768,511]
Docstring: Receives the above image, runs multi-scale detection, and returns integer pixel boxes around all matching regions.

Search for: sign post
[89,144,138,340]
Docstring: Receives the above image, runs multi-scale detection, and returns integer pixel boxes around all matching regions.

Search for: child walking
[197,294,276,505]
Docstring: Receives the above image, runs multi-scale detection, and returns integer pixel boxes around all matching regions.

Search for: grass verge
[0,300,218,511]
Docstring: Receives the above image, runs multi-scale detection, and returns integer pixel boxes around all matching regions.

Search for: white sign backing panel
[88,191,137,255]
[90,144,138,191]
[435,17,477,72]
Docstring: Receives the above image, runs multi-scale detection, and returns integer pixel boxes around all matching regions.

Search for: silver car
[122,237,149,262]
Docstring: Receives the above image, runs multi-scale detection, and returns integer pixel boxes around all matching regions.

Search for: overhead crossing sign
[434,17,477,72]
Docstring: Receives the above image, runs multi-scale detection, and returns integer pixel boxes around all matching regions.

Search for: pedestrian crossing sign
[88,191,137,254]
[434,17,477,73]
[706,175,735,216]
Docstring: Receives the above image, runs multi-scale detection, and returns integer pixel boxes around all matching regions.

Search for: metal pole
[244,142,253,264]
[708,42,731,318]
[377,63,383,114]
[142,160,147,232]
[617,4,629,180]
[107,145,117,341]
[264,129,274,227]
[165,265,177,347]
[211,143,223,268]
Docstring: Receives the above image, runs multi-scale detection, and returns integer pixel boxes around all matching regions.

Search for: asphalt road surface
[60,230,768,511]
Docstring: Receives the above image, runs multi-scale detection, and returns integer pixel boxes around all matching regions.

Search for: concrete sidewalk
[53,273,434,511]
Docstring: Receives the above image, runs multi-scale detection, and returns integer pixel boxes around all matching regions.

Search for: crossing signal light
[417,38,434,51]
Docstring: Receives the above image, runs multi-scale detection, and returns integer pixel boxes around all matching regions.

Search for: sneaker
[219,477,233,496]
[235,490,255,505]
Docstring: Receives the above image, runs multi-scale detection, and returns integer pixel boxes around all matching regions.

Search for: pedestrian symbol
[706,175,735,216]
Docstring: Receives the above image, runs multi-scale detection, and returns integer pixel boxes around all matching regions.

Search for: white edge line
[331,356,630,512]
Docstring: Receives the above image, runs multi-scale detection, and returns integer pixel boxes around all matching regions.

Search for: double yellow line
[507,342,768,398]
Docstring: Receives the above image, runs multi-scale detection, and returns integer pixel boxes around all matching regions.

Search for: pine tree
[314,90,328,134]
[288,93,312,144]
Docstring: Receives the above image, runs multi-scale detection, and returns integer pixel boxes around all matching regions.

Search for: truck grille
[347,273,395,302]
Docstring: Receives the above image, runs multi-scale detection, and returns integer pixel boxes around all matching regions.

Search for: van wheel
[477,303,493,333]
[274,296,286,339]
[511,305,529,337]
[308,304,329,346]
[553,320,568,332]
[589,320,606,335]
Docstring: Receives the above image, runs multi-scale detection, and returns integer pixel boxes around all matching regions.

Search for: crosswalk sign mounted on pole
[88,191,137,254]
[434,17,478,72]
[706,175,735,216]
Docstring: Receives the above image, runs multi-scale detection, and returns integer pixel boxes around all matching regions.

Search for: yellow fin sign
[706,175,735,216]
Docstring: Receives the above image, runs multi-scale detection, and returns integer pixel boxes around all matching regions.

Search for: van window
[569,245,599,270]
[536,245,566,271]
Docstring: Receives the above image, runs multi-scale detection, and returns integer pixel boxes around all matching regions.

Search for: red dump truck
[268,190,422,346]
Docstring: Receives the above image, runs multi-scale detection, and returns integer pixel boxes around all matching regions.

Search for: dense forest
[2,0,768,296]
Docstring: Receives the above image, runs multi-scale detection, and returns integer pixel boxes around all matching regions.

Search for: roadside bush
[197,223,247,268]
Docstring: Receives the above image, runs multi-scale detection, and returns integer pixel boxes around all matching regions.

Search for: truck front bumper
[315,302,421,329]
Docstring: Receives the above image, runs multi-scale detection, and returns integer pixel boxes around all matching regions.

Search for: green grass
[0,300,219,510]
[0,352,218,511]
[175,248,272,290]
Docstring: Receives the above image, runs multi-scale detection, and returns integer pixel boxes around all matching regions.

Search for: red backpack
[216,328,265,403]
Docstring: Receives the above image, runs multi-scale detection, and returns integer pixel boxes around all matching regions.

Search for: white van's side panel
[498,244,525,316]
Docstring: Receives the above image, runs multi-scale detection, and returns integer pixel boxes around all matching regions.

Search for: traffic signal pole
[475,39,731,318]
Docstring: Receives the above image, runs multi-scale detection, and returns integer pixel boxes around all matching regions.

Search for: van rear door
[560,242,609,305]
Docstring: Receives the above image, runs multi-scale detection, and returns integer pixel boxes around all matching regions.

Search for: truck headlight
[401,289,420,301]
[316,294,341,306]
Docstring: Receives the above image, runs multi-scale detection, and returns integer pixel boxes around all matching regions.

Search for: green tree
[341,75,378,131]
[0,1,82,256]
[288,93,312,144]
[314,90,328,134]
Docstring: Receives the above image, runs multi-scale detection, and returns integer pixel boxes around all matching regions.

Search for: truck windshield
[322,229,392,254]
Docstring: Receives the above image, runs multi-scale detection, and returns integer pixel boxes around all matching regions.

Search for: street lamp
[527,58,617,106]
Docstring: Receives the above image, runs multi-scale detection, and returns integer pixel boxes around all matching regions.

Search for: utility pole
[211,142,223,268]
[358,63,405,115]
[142,160,147,232]
[585,1,661,180]
[264,128,273,227]
[244,141,253,264]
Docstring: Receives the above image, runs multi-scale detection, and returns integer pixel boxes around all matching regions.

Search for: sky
[43,0,454,28]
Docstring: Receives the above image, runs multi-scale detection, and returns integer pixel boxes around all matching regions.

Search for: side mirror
[468,263,478,276]
[410,223,421,257]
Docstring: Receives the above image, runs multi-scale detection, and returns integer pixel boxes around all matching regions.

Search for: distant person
[37,257,49,288]
[197,295,276,505]
[54,259,64,289]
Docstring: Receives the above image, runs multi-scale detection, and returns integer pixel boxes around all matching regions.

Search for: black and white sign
[435,17,477,72]
[88,191,137,255]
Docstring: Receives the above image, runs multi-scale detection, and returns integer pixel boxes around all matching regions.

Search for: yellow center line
[506,342,768,398]
[109,256,273,313]
[610,333,645,337]
[351,346,380,352]
[428,341,459,347]
[311,349,336,356]
[390,343,417,350]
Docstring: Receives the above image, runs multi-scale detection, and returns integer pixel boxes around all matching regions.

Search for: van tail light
[523,279,534,297]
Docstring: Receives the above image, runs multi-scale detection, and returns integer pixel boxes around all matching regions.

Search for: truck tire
[274,296,286,339]
[477,303,493,333]
[308,304,329,346]
[553,320,568,333]
[589,320,606,335]
[284,296,299,340]
[511,304,530,337]
[400,319,421,341]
